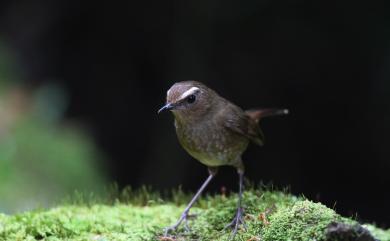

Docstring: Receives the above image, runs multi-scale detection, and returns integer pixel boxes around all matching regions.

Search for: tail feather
[245,108,289,123]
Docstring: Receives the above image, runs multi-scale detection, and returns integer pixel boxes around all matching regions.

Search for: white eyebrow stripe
[179,87,200,100]
[167,88,171,97]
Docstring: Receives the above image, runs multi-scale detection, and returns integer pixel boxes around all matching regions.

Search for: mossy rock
[0,189,389,240]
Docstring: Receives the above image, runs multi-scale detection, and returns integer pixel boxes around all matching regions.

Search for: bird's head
[158,81,216,121]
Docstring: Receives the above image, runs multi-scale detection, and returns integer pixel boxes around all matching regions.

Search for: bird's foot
[163,211,194,236]
[224,207,247,238]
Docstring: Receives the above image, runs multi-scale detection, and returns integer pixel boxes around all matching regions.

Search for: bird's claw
[224,207,246,238]
[163,211,193,236]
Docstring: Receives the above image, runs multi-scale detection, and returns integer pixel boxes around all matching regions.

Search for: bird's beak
[158,103,174,114]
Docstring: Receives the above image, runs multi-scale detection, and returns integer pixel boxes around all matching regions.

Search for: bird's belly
[176,124,248,167]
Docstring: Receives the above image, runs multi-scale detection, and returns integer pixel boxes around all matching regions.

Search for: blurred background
[0,0,389,227]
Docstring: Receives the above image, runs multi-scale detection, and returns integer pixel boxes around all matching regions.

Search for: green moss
[0,189,389,241]
[262,200,341,241]
[363,224,390,241]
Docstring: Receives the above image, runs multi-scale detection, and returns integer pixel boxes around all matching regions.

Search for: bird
[158,80,288,238]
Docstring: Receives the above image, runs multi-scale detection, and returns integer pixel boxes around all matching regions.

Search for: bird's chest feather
[174,119,248,166]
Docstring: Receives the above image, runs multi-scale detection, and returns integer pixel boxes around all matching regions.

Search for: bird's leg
[164,168,217,236]
[224,167,246,238]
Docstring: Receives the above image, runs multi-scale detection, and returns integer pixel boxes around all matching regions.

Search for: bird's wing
[222,103,265,146]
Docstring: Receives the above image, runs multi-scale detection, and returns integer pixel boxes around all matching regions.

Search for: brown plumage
[158,80,288,238]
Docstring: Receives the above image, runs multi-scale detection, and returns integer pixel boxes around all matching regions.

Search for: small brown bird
[158,81,288,237]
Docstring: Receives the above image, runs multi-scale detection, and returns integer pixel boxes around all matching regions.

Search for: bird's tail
[245,108,289,123]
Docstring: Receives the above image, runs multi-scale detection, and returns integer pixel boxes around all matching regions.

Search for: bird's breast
[174,119,248,167]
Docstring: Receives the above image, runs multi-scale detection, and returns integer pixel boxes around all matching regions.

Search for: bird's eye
[187,94,196,104]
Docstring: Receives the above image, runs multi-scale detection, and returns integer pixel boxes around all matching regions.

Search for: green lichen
[0,189,389,241]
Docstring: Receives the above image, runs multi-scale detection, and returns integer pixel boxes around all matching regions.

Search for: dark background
[0,0,389,227]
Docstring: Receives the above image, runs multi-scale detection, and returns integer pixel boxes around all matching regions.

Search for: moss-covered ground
[0,187,389,241]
